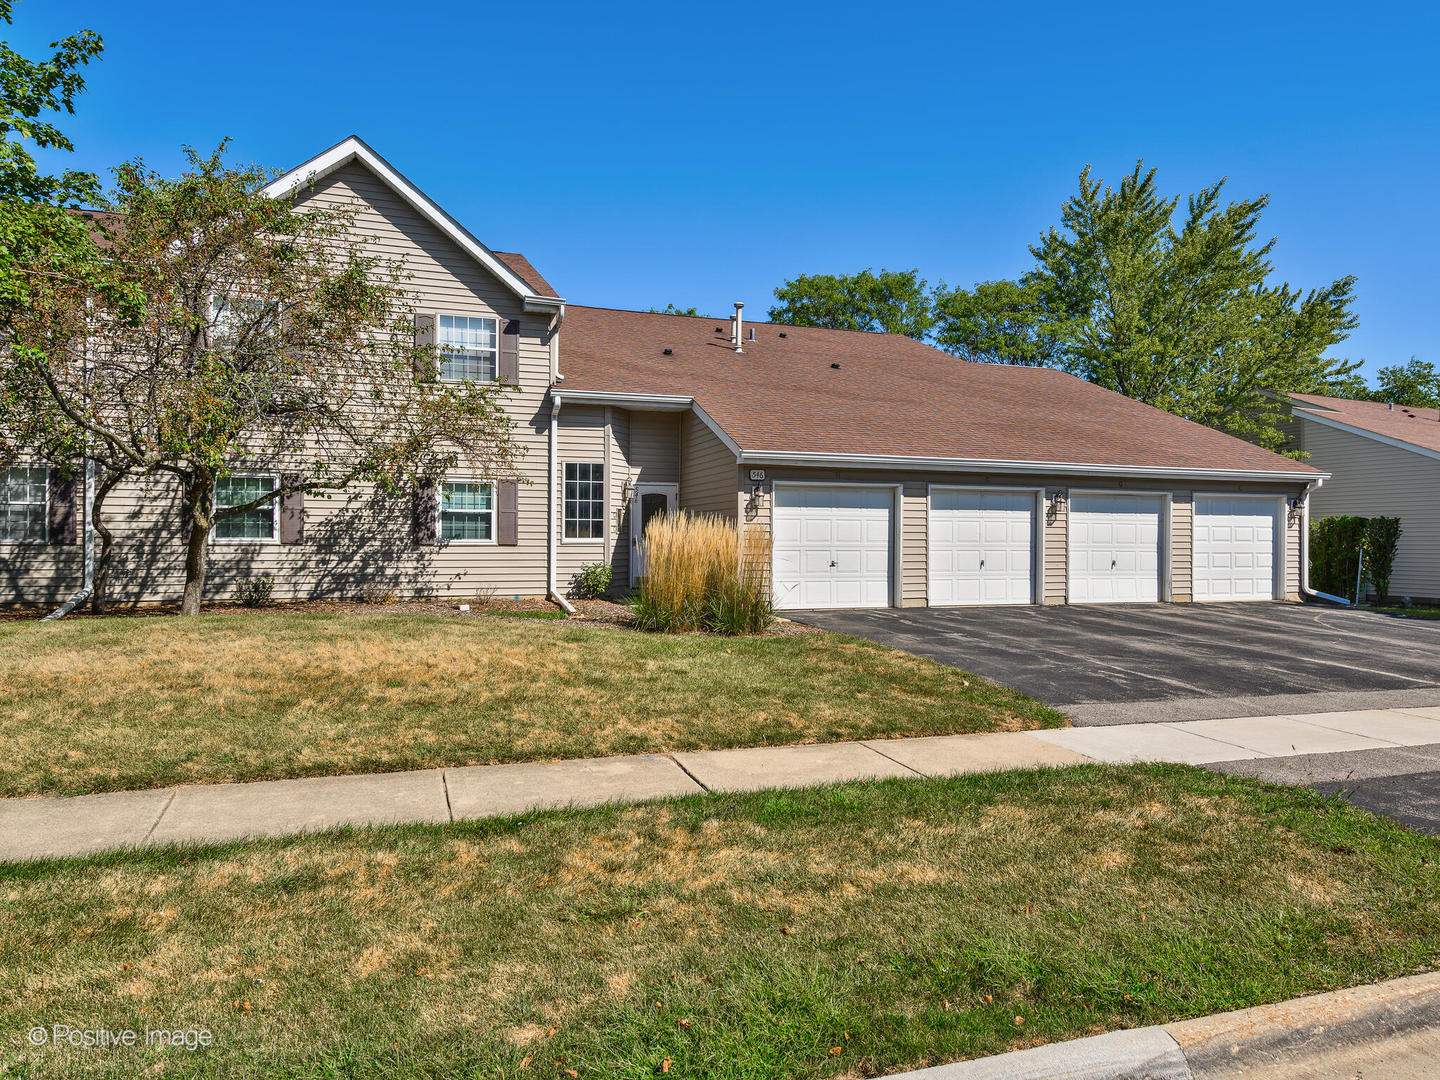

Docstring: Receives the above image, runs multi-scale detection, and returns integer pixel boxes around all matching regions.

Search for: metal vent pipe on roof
[731,302,744,353]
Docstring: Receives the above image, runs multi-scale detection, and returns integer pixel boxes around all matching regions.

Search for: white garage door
[772,485,893,609]
[929,488,1036,606]
[1193,495,1280,602]
[1069,493,1164,604]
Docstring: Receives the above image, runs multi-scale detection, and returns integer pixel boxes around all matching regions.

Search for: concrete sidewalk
[887,970,1440,1079]
[4,706,1440,862]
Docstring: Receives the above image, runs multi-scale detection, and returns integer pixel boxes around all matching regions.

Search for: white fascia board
[553,390,695,410]
[1295,409,1440,464]
[261,136,564,308]
[735,450,1326,484]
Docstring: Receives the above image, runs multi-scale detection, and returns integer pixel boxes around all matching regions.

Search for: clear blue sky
[14,0,1438,378]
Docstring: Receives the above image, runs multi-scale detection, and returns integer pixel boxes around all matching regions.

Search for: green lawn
[3,765,1437,1079]
[0,611,1062,798]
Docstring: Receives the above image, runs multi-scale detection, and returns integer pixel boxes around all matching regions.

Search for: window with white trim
[0,465,47,542]
[214,474,278,541]
[440,481,494,541]
[563,463,604,540]
[438,315,498,382]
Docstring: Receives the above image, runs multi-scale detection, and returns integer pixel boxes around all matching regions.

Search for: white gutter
[736,450,1327,485]
[553,390,695,410]
[1298,479,1351,606]
[546,392,575,615]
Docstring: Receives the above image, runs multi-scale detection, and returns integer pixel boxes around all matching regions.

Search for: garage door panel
[772,486,893,610]
[1194,495,1279,602]
[928,488,1035,607]
[1069,493,1164,604]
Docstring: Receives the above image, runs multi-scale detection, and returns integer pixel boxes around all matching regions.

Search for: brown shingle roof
[493,251,559,298]
[1290,393,1440,455]
[560,306,1322,477]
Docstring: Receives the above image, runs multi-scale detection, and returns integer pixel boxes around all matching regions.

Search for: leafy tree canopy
[648,303,706,317]
[1371,357,1440,409]
[768,268,933,339]
[931,278,1061,366]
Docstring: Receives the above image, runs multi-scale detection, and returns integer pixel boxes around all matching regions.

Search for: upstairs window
[440,482,494,541]
[438,315,497,382]
[563,463,604,539]
[214,474,278,541]
[0,465,47,543]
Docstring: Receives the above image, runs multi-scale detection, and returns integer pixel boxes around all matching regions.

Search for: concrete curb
[884,971,1440,1079]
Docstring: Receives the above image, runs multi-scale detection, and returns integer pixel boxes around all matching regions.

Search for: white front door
[772,484,893,609]
[629,484,677,586]
[1068,493,1165,604]
[928,488,1036,606]
[1193,494,1281,602]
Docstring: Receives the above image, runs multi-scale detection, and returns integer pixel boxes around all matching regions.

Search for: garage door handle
[829,560,837,567]
[979,559,985,569]
[1111,559,1117,569]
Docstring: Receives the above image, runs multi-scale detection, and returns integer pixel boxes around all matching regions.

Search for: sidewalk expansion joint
[143,789,179,844]
[861,741,929,778]
[441,772,454,822]
[667,755,711,792]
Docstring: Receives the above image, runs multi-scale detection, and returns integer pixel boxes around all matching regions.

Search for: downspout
[42,457,95,621]
[546,391,576,614]
[1299,479,1351,606]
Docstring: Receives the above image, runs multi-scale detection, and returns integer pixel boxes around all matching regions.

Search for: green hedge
[1309,514,1403,602]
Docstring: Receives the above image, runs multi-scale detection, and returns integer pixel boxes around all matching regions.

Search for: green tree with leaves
[931,278,1061,365]
[1371,357,1440,409]
[768,268,934,339]
[648,303,705,317]
[3,145,523,614]
[1024,163,1359,449]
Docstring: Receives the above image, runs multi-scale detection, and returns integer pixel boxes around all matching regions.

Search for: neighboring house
[1,136,1327,612]
[1281,393,1440,602]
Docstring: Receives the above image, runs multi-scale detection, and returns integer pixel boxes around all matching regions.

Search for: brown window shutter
[496,480,518,545]
[413,479,438,546]
[48,469,78,545]
[499,319,520,384]
[279,472,305,545]
[414,313,436,382]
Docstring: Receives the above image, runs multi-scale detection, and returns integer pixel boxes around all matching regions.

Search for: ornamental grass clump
[632,512,773,634]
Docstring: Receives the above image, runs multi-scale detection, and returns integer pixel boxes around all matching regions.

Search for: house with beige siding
[1,136,1328,612]
[1279,393,1440,602]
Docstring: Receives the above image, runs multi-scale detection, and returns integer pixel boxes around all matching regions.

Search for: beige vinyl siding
[1043,487,1067,603]
[1170,491,1194,602]
[607,408,631,586]
[555,405,609,589]
[901,484,927,606]
[629,413,680,483]
[5,157,557,607]
[1286,507,1301,599]
[1302,417,1440,599]
[679,413,738,518]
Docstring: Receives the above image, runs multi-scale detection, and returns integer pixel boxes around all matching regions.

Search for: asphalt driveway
[793,603,1440,725]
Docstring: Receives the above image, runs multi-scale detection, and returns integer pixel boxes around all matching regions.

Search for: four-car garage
[769,480,1295,610]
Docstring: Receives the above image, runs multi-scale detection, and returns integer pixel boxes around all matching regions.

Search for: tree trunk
[179,480,213,616]
[89,471,123,615]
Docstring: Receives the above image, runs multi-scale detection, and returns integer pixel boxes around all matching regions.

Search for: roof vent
[1389,402,1394,410]
[747,327,755,341]
[663,348,673,356]
[830,362,841,369]
[778,332,787,338]
[730,302,744,353]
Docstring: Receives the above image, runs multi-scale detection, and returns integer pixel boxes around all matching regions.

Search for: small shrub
[633,512,772,634]
[472,583,499,606]
[234,575,275,608]
[571,562,614,600]
[361,582,397,605]
[1365,517,1403,603]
